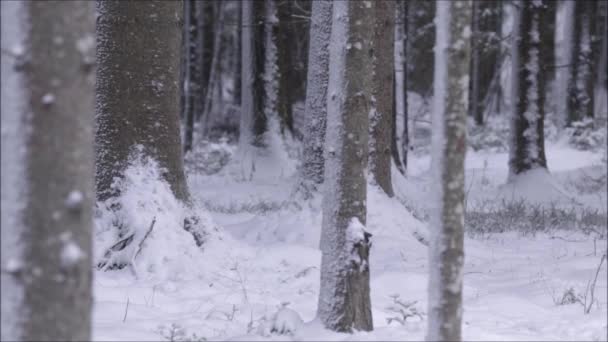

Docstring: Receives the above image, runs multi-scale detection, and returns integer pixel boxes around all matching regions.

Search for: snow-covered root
[94,154,216,281]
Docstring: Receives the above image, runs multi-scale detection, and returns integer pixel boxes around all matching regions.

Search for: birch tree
[301,0,332,191]
[508,0,547,177]
[427,1,471,341]
[1,1,94,340]
[317,0,374,333]
[96,1,190,203]
[369,0,396,197]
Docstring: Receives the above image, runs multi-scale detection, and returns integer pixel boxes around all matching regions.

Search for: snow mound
[502,168,576,204]
[94,154,215,281]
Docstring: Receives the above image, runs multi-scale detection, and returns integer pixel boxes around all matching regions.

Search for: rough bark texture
[427,1,471,341]
[508,0,547,177]
[96,1,190,203]
[19,1,95,340]
[317,0,374,333]
[568,0,594,120]
[301,0,332,188]
[369,0,396,197]
[183,0,198,153]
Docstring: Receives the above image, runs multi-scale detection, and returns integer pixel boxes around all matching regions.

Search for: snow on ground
[93,140,607,341]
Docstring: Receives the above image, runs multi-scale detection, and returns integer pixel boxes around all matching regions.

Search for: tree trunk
[1,1,94,340]
[569,0,594,120]
[508,0,548,178]
[234,0,242,107]
[201,2,226,138]
[427,1,471,341]
[276,0,294,134]
[369,0,396,197]
[301,0,332,190]
[317,0,374,333]
[469,0,482,125]
[197,0,215,122]
[240,0,267,152]
[96,1,190,203]
[401,0,410,172]
[595,0,608,121]
[183,0,199,153]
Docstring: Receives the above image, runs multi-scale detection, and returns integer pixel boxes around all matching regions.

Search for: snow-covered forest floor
[92,127,608,341]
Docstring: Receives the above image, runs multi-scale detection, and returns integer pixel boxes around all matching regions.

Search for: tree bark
[569,0,594,120]
[317,0,374,333]
[369,0,396,197]
[400,0,410,172]
[240,0,267,150]
[276,0,294,134]
[96,1,190,203]
[1,1,94,340]
[427,1,471,341]
[197,0,215,122]
[301,0,332,189]
[469,0,482,125]
[508,0,548,177]
[183,0,198,153]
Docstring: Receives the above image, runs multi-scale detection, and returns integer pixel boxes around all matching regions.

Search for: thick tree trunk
[427,1,471,341]
[1,1,95,340]
[317,0,374,333]
[508,0,548,177]
[96,1,190,203]
[301,0,332,189]
[369,0,396,197]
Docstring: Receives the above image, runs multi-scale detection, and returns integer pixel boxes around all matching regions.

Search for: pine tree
[96,1,190,203]
[427,1,471,341]
[1,1,94,340]
[369,0,396,197]
[317,0,374,333]
[508,0,547,177]
[301,0,332,191]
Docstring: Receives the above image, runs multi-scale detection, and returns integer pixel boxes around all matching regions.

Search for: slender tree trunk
[201,2,226,137]
[96,1,190,203]
[469,0,483,125]
[392,73,405,175]
[427,1,471,341]
[276,0,294,134]
[240,0,267,152]
[508,0,548,178]
[370,0,396,197]
[1,1,95,340]
[595,0,608,120]
[183,0,198,153]
[317,0,374,333]
[234,0,242,107]
[197,0,215,122]
[401,0,410,171]
[301,0,332,190]
[569,0,594,120]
